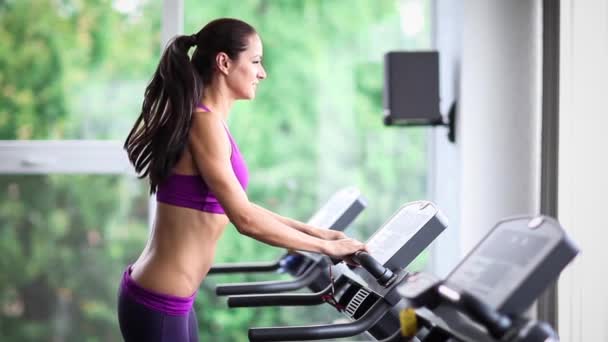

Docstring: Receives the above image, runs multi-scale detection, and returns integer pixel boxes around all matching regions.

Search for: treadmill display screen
[448,228,551,307]
[478,230,549,267]
[366,208,431,265]
[307,188,359,228]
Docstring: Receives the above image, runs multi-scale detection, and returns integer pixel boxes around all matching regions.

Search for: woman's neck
[200,83,234,121]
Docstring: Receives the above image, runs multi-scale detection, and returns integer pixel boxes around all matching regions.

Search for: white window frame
[0,140,133,174]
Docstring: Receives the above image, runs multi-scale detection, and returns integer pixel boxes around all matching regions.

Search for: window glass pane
[0,0,161,140]
[0,175,148,341]
[184,0,432,340]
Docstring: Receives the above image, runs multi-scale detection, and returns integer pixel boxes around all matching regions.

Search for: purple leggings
[117,267,199,341]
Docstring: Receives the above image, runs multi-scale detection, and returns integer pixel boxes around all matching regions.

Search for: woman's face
[226,34,267,100]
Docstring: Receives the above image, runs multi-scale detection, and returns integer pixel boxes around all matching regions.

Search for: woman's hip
[117,266,199,341]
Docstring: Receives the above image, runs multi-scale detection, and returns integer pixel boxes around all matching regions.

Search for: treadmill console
[298,187,367,262]
[347,201,447,298]
[307,187,367,230]
[445,216,579,315]
[366,201,448,270]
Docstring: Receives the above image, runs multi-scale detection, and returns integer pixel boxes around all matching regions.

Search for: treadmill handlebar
[227,285,331,307]
[248,299,391,341]
[516,320,559,342]
[438,285,512,339]
[208,260,281,274]
[215,266,321,296]
[352,251,395,286]
[402,275,514,339]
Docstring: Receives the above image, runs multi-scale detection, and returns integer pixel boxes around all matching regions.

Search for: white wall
[161,0,183,47]
[459,0,542,254]
[558,1,608,340]
[430,0,463,277]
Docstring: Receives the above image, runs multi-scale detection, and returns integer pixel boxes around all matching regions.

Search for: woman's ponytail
[124,34,202,194]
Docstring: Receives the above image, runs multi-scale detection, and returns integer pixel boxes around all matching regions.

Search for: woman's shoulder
[190,111,226,141]
[189,113,231,159]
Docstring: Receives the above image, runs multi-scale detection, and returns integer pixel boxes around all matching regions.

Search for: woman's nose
[258,67,267,80]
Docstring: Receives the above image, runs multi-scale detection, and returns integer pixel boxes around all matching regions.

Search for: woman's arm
[251,203,347,240]
[188,113,363,257]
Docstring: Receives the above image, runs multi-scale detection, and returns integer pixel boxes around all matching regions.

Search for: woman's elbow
[230,210,256,236]
[220,198,257,235]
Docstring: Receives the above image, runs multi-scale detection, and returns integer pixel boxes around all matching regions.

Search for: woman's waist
[133,222,227,295]
[131,247,217,297]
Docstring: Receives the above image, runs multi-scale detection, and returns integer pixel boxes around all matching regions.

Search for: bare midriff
[130,202,230,297]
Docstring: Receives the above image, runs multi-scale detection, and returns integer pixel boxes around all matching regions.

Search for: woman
[117,18,366,341]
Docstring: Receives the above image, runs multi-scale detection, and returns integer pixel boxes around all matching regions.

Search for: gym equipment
[392,215,579,342]
[233,214,577,342]
[210,187,367,295]
[228,201,448,341]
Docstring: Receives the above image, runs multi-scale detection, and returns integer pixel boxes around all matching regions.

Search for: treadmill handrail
[216,265,322,296]
[376,328,402,342]
[353,251,395,286]
[227,284,332,307]
[440,287,512,339]
[248,299,391,341]
[208,259,282,274]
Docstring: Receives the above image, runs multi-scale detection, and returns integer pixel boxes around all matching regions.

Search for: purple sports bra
[156,104,249,214]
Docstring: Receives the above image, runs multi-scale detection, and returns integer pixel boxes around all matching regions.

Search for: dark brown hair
[124,18,256,193]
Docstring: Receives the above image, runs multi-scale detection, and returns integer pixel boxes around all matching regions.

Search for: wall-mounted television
[383,51,442,126]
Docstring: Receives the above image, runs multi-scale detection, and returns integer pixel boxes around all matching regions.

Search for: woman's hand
[315,229,348,241]
[322,238,367,266]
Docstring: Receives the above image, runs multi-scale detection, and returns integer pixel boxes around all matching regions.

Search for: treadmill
[226,201,449,341]
[391,215,579,342]
[210,186,367,295]
[233,215,578,342]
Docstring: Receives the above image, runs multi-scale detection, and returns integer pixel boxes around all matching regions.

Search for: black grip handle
[216,266,321,296]
[248,300,391,341]
[208,260,281,274]
[227,285,331,307]
[438,285,512,339]
[459,291,511,339]
[352,251,395,286]
[516,320,559,342]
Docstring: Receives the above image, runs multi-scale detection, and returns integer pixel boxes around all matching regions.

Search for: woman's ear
[216,52,231,75]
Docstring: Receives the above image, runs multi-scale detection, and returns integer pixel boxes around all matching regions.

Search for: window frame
[0,0,182,178]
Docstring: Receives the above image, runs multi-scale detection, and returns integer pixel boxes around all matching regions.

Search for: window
[0,0,432,340]
[184,1,432,340]
[0,175,148,341]
[0,0,161,140]
[0,1,160,340]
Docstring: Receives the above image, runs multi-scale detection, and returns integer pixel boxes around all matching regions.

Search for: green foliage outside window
[0,0,430,340]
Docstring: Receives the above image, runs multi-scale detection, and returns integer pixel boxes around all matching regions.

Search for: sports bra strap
[197,104,211,112]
